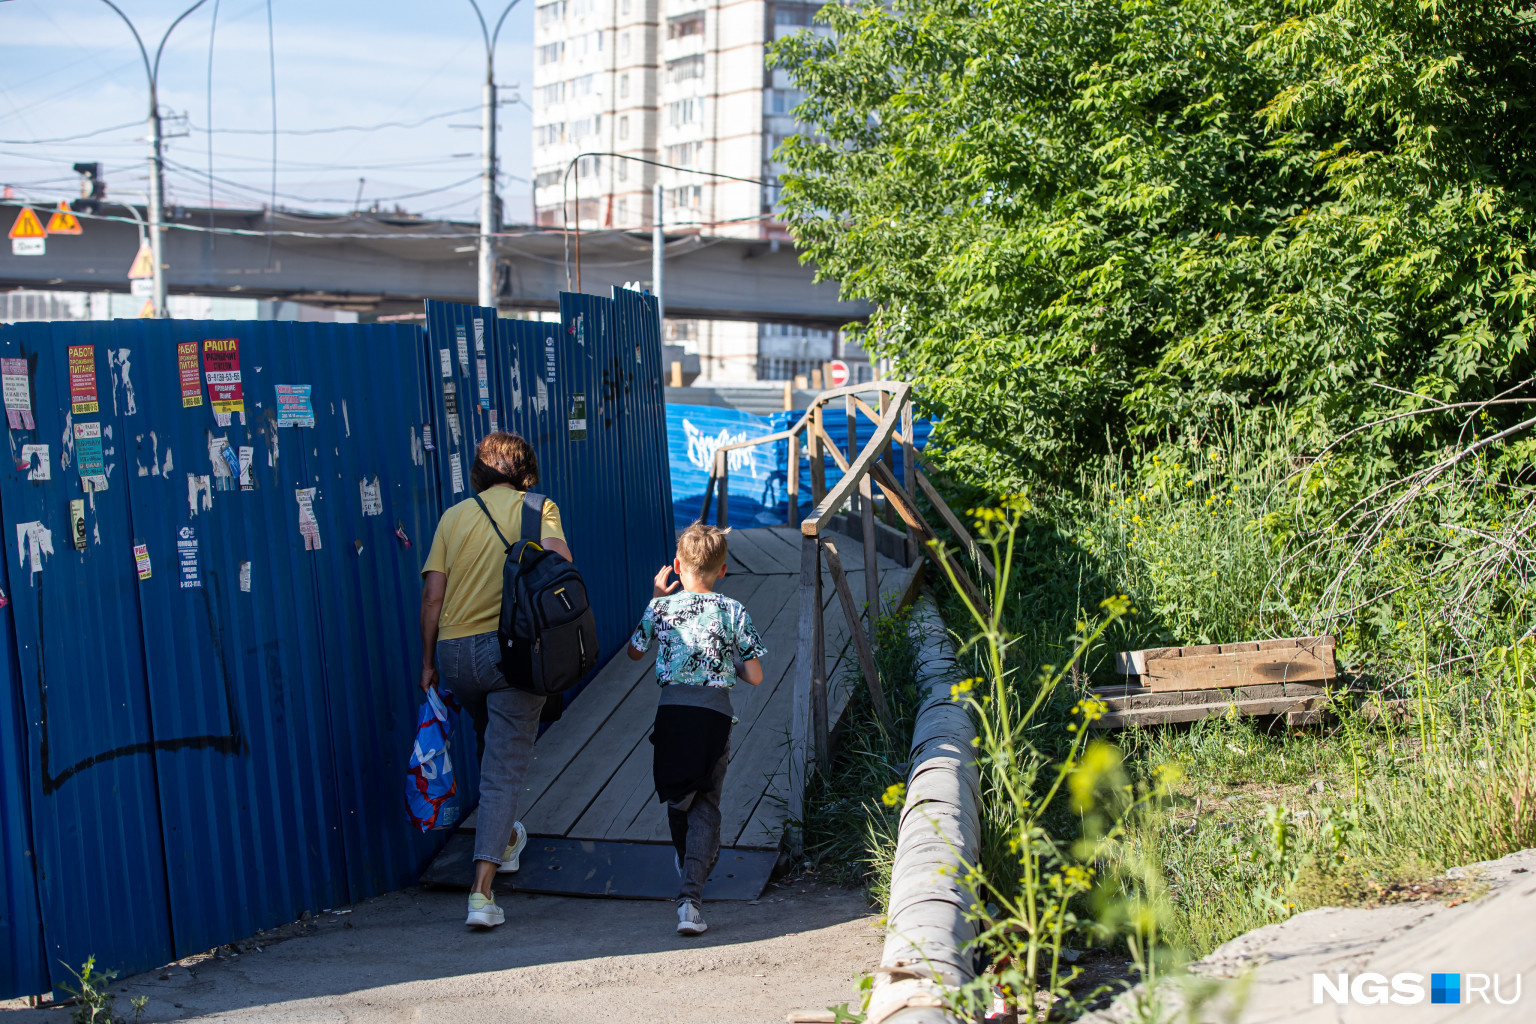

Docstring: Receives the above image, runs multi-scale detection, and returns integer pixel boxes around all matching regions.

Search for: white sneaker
[497,821,528,874]
[676,900,707,936]
[466,892,505,929]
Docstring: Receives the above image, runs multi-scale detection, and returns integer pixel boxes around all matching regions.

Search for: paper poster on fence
[74,421,107,490]
[276,385,314,428]
[238,446,254,490]
[68,345,98,414]
[16,522,53,575]
[360,476,382,516]
[2,358,33,429]
[134,543,151,580]
[473,317,485,355]
[19,444,48,481]
[178,341,203,407]
[477,358,489,408]
[295,486,321,550]
[202,338,244,416]
[177,525,201,589]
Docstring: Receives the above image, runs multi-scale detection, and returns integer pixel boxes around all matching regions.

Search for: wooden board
[1116,637,1336,692]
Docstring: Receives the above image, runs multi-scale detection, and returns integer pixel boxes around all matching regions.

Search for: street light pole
[98,0,213,319]
[466,0,523,311]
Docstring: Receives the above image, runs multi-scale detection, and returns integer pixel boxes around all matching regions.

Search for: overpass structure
[0,201,868,326]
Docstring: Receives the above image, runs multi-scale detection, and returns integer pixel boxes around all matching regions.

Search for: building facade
[530,0,864,384]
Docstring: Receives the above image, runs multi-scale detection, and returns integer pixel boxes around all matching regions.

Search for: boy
[627,523,766,936]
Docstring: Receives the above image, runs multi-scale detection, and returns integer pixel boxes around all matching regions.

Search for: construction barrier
[0,291,670,997]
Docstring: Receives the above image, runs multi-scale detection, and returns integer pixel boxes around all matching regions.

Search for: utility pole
[653,182,665,325]
[99,0,212,319]
[466,0,524,311]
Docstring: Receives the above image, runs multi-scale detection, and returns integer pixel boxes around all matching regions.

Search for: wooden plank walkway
[512,525,921,850]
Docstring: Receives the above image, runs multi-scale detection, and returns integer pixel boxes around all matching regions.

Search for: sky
[0,0,534,223]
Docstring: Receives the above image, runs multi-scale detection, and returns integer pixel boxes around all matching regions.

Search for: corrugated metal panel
[118,318,352,960]
[610,287,673,618]
[0,319,177,990]
[0,297,670,994]
[0,423,46,998]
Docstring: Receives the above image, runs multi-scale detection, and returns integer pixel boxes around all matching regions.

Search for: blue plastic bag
[406,687,461,832]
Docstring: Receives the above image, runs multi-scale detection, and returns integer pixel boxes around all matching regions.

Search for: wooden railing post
[716,449,730,529]
[812,537,827,764]
[810,403,826,507]
[862,471,879,647]
[787,431,801,528]
[790,531,822,825]
[879,390,897,532]
[846,393,859,519]
[901,398,919,567]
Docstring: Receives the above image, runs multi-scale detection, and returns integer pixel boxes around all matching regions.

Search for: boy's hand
[653,565,681,599]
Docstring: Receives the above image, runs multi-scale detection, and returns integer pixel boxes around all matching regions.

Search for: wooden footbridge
[424,382,989,898]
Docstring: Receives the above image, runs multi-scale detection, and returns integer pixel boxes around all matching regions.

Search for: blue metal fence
[0,292,669,997]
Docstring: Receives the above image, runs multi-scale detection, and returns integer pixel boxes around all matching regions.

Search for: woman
[418,432,573,929]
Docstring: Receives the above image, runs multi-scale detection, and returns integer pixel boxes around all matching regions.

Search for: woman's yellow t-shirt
[421,487,566,640]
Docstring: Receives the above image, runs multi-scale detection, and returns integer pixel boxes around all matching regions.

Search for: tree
[772,0,1536,489]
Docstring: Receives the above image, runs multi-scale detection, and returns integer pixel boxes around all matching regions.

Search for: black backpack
[472,490,599,697]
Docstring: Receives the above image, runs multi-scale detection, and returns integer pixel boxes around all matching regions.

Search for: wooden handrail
[800,382,912,536]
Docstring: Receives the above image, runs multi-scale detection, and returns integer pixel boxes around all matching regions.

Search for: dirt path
[3,876,878,1024]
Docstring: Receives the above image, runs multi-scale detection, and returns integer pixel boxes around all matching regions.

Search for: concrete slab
[2,878,880,1024]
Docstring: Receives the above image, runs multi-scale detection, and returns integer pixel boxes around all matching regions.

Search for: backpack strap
[521,491,547,547]
[472,493,513,553]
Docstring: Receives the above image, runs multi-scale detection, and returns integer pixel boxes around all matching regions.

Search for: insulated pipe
[866,596,979,1024]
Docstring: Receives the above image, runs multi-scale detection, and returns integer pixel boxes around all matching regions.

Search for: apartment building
[530,0,863,384]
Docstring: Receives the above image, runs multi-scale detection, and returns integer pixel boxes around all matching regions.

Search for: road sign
[8,206,45,239]
[138,298,156,318]
[9,207,46,254]
[828,359,850,388]
[128,242,154,279]
[131,278,154,297]
[46,202,83,235]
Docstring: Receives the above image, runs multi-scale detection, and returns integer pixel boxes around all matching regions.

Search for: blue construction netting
[0,289,670,997]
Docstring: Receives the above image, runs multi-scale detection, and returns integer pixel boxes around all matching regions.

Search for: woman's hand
[653,564,681,599]
[420,665,439,692]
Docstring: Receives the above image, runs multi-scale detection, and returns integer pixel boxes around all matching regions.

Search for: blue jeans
[436,632,544,865]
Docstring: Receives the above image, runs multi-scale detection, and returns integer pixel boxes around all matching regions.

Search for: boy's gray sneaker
[676,899,707,936]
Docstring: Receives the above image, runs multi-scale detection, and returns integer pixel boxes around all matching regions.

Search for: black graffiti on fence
[33,569,246,796]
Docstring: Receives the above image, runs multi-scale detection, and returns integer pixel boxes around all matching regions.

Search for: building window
[620,72,629,97]
[534,170,564,189]
[665,141,703,166]
[537,0,567,28]
[621,0,630,11]
[535,123,564,146]
[666,184,702,211]
[537,82,564,106]
[667,11,706,38]
[621,31,630,55]
[774,4,815,26]
[666,320,699,342]
[618,160,628,181]
[667,54,705,83]
[668,97,703,126]
[577,155,602,178]
[768,88,803,115]
[569,114,602,141]
[619,115,629,140]
[537,41,564,65]
[618,198,628,221]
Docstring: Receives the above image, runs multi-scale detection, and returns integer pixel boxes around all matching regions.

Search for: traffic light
[73,162,105,213]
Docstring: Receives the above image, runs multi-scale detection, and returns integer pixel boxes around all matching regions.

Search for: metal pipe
[652,181,665,324]
[98,0,213,318]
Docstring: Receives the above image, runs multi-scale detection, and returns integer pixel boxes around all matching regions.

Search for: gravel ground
[1,875,881,1024]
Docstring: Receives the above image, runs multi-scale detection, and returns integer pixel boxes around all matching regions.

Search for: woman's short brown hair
[471,432,539,493]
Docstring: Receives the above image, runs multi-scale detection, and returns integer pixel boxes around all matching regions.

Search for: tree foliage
[772,0,1536,488]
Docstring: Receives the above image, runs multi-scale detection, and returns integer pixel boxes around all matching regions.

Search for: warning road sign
[46,202,82,235]
[8,206,45,239]
[127,242,154,279]
[138,298,156,318]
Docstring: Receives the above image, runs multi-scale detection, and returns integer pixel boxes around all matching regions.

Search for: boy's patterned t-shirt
[630,591,767,688]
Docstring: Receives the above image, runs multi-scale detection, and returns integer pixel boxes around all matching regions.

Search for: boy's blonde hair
[677,523,730,575]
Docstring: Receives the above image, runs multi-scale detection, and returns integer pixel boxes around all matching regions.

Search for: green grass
[907,408,1536,1016]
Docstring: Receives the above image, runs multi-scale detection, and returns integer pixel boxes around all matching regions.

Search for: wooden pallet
[1088,680,1332,730]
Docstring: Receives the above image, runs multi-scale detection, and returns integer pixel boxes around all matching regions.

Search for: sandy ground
[2,876,881,1024]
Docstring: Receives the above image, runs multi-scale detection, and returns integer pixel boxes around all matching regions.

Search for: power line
[0,120,142,145]
[187,106,480,137]
[163,156,481,205]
